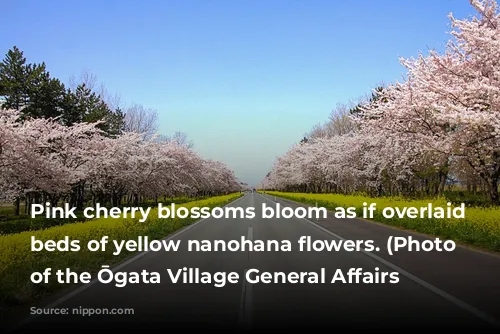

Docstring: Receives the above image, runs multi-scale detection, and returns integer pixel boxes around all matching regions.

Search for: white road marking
[238,269,254,330]
[238,225,254,329]
[247,226,253,260]
[9,194,249,332]
[258,192,500,328]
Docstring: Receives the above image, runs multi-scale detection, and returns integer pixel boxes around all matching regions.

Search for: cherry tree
[1,108,242,212]
[261,0,500,204]
[0,108,104,212]
[359,0,500,202]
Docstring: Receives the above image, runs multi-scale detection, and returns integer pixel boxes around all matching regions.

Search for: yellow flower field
[261,191,500,253]
[0,193,242,311]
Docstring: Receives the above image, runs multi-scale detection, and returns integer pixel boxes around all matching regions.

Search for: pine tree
[0,46,30,110]
[63,83,124,136]
[0,46,66,119]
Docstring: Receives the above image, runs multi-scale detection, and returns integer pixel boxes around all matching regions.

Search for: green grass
[261,191,500,253]
[0,193,242,317]
[0,196,208,235]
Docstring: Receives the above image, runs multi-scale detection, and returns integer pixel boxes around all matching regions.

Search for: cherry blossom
[260,0,500,203]
[0,109,242,208]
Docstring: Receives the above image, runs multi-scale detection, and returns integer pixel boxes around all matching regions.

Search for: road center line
[238,226,254,329]
[257,193,500,328]
[8,194,250,332]
[238,269,254,330]
[247,226,253,260]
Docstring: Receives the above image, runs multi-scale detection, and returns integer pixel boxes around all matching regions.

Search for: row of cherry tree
[0,109,242,215]
[260,0,500,204]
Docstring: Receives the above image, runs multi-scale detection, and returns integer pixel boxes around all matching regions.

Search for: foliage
[0,193,242,312]
[0,195,210,235]
[0,109,241,212]
[260,0,500,205]
[263,191,500,253]
[0,46,124,137]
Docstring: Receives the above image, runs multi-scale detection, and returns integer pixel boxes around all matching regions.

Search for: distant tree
[0,46,65,117]
[62,83,124,137]
[123,103,159,139]
[69,69,121,111]
[260,0,500,204]
[0,47,124,136]
[306,103,358,140]
[349,86,385,116]
[162,131,194,148]
[25,72,66,119]
[1,108,241,210]
[0,46,29,110]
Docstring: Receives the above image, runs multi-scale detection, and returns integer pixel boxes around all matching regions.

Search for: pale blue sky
[2,0,477,186]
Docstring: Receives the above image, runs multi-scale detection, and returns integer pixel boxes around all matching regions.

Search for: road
[8,192,500,332]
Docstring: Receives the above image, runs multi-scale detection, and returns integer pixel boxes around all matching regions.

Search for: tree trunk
[14,198,20,216]
[489,178,499,205]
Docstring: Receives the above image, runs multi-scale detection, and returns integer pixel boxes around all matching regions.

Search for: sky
[2,0,479,186]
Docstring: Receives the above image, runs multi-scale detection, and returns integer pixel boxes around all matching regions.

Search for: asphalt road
[8,192,500,332]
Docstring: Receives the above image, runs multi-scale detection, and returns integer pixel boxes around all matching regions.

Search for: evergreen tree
[24,71,66,118]
[0,46,66,119]
[0,46,124,136]
[0,46,30,110]
[63,83,124,136]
